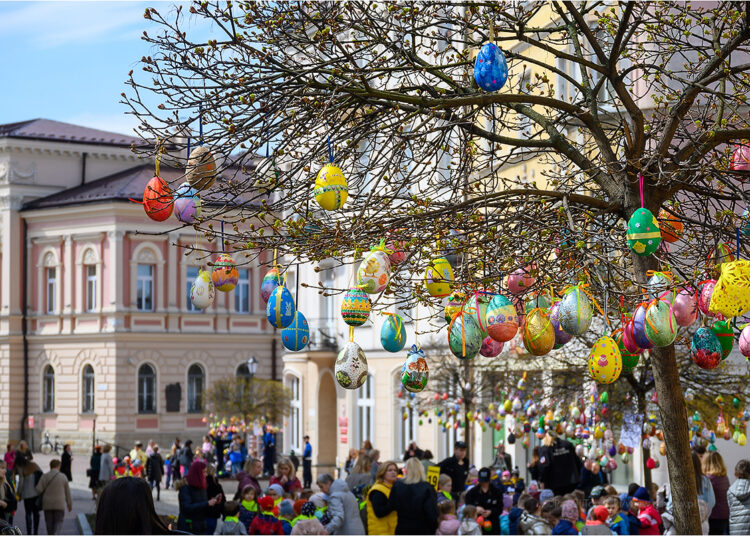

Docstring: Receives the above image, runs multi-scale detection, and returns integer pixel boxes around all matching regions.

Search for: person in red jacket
[631,486,661,535]
[249,496,283,535]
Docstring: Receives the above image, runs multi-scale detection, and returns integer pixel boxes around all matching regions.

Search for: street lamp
[247,356,258,379]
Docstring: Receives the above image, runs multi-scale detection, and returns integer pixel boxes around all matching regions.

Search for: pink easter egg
[622,321,642,354]
[698,280,717,316]
[732,144,750,172]
[480,336,504,357]
[672,288,698,327]
[507,268,535,295]
[740,325,750,357]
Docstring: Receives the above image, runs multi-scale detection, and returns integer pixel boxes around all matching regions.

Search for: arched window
[82,365,95,413]
[356,374,374,448]
[42,365,55,413]
[187,364,205,413]
[138,364,156,414]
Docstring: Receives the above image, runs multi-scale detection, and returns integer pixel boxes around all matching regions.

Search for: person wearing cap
[465,467,503,534]
[278,499,295,534]
[552,500,579,535]
[631,486,661,535]
[302,436,313,489]
[249,496,284,535]
[538,431,582,496]
[582,505,611,535]
[438,440,470,503]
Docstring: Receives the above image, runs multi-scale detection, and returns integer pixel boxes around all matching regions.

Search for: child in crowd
[540,501,561,531]
[582,505,610,535]
[466,468,479,491]
[728,459,750,536]
[239,485,260,530]
[552,500,579,535]
[508,493,527,535]
[164,455,173,489]
[437,474,453,504]
[289,502,326,535]
[436,500,460,535]
[277,499,295,535]
[603,495,628,535]
[631,486,661,536]
[519,496,552,535]
[249,496,284,535]
[215,501,248,535]
[459,504,481,535]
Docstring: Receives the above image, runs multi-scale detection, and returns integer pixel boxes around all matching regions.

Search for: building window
[396,384,416,456]
[235,269,249,313]
[440,376,459,458]
[45,267,56,314]
[356,374,374,448]
[82,365,95,413]
[42,365,55,413]
[137,264,154,311]
[85,265,97,312]
[186,266,199,312]
[138,364,156,414]
[287,376,301,451]
[187,364,205,413]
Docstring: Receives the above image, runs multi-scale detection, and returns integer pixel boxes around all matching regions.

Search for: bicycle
[39,431,62,455]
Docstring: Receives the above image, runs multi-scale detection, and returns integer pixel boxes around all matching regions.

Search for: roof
[0,118,145,147]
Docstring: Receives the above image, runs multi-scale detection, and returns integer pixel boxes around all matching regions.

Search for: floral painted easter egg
[261,267,281,304]
[212,253,239,292]
[186,145,217,191]
[740,325,750,358]
[143,176,173,222]
[588,336,622,384]
[632,304,654,349]
[698,280,717,317]
[341,288,371,326]
[507,267,535,295]
[448,314,482,360]
[522,308,555,357]
[644,299,677,347]
[190,269,215,310]
[314,164,348,211]
[711,320,734,359]
[480,336,504,358]
[381,314,407,353]
[558,286,593,336]
[357,247,391,294]
[335,341,368,389]
[266,286,296,328]
[444,291,466,323]
[474,42,508,92]
[672,288,698,327]
[401,345,429,393]
[281,310,309,352]
[691,327,722,370]
[173,182,201,224]
[424,258,454,298]
[485,294,519,343]
[550,301,573,349]
[626,209,661,256]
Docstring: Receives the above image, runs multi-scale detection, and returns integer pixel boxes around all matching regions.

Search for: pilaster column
[106,230,125,312]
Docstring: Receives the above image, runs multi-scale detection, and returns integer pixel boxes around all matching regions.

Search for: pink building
[0,119,279,452]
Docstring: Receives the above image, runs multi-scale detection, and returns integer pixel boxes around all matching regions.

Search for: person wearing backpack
[17,461,41,535]
[35,460,72,535]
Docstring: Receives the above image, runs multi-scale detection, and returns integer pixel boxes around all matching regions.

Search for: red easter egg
[143,176,173,221]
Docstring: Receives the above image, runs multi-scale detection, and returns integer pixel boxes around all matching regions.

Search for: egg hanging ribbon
[370,238,394,256]
[526,308,552,343]
[562,282,610,327]
[448,305,468,358]
[382,312,404,345]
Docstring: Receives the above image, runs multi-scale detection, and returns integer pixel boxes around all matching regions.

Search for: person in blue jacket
[302,436,312,489]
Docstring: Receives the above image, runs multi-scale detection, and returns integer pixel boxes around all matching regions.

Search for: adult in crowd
[369,449,381,480]
[262,426,276,477]
[171,438,182,483]
[180,440,195,478]
[345,455,373,492]
[146,445,164,501]
[704,451,730,535]
[60,445,73,482]
[205,464,226,534]
[89,446,101,500]
[235,458,262,500]
[35,459,72,535]
[315,473,365,535]
[130,442,148,470]
[420,450,436,474]
[388,457,438,535]
[95,476,171,535]
[465,467,503,534]
[0,460,17,523]
[438,441,470,501]
[344,449,358,476]
[3,446,15,475]
[14,441,33,476]
[302,436,313,489]
[527,447,542,483]
[402,441,424,461]
[492,444,513,474]
[366,461,398,535]
[99,444,114,485]
[17,461,41,535]
[270,457,302,495]
[176,460,222,534]
[663,452,715,514]
[538,431,582,496]
[578,458,608,497]
[728,459,750,535]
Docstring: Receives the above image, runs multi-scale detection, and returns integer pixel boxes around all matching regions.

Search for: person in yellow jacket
[366,460,399,535]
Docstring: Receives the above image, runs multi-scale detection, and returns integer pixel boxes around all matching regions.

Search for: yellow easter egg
[588,336,622,384]
[314,164,348,211]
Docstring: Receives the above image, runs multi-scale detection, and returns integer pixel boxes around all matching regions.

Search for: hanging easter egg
[480,336,504,357]
[313,163,348,211]
[266,286,296,328]
[186,146,217,190]
[644,299,677,347]
[335,341,368,389]
[691,327,722,370]
[622,321,642,354]
[711,320,734,359]
[465,293,492,336]
[281,311,309,352]
[474,42,508,92]
[626,208,661,256]
[357,245,391,294]
[448,314,482,360]
[632,303,654,349]
[672,288,698,327]
[698,280,717,316]
[173,182,202,224]
[386,231,408,265]
[709,260,750,319]
[658,207,683,243]
[190,269,215,309]
[261,267,281,303]
[486,294,519,343]
[212,253,239,292]
[381,314,407,353]
[558,285,593,336]
[522,308,555,357]
[614,329,640,372]
[732,143,750,171]
[707,243,736,277]
[142,176,173,222]
[740,325,750,358]
[647,272,676,304]
[444,291,466,323]
[550,301,573,348]
[507,267,535,295]
[588,336,622,384]
[524,293,552,314]
[400,345,429,393]
[341,287,371,327]
[742,210,750,237]
[424,258,454,298]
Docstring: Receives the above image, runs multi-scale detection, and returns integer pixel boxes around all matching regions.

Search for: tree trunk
[636,390,653,492]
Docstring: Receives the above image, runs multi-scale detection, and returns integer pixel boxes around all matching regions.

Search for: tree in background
[203,376,292,424]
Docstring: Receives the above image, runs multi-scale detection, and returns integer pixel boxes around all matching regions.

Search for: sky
[0,1,197,136]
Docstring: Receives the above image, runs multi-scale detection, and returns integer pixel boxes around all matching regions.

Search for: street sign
[426,465,440,490]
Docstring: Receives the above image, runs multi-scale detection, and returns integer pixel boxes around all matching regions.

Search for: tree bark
[636,390,653,492]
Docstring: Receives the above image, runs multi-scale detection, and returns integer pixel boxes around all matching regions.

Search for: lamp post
[247,356,258,379]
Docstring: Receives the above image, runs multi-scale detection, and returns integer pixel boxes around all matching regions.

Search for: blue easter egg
[381,314,407,353]
[266,286,296,328]
[742,210,750,237]
[281,310,309,351]
[632,303,654,349]
[474,43,508,92]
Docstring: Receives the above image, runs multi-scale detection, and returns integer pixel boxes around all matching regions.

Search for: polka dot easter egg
[474,43,508,92]
[588,336,622,384]
[626,209,661,256]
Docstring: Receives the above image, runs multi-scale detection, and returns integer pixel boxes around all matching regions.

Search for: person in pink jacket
[437,500,460,535]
